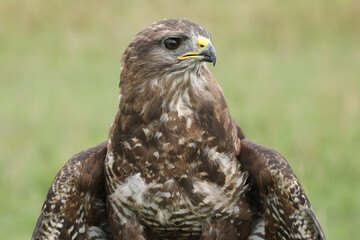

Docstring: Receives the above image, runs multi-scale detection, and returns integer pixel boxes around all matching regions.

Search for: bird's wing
[32,141,110,240]
[238,138,326,240]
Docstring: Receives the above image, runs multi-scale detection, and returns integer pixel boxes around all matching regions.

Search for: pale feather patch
[205,146,238,174]
[142,128,151,137]
[168,92,193,119]
[133,143,142,149]
[78,225,85,233]
[189,71,206,93]
[109,201,128,225]
[106,152,115,167]
[192,179,224,205]
[248,218,265,240]
[121,141,131,150]
[112,173,147,206]
[155,131,163,140]
[153,151,160,160]
[188,143,196,148]
[87,226,108,240]
[156,209,171,225]
[186,117,192,128]
[160,113,169,124]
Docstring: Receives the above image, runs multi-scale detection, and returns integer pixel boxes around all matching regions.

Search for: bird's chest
[105,111,248,236]
[107,110,238,185]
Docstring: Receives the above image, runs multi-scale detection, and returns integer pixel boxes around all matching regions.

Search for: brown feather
[32,141,109,240]
[238,138,326,239]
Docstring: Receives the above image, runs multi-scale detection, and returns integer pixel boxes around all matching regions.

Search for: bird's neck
[117,65,222,122]
[108,65,238,158]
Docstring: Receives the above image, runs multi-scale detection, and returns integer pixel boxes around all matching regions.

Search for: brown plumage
[32,19,326,240]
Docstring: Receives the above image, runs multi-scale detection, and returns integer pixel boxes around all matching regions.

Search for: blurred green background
[1,0,359,239]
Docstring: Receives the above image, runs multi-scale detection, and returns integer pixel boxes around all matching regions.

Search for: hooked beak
[177,36,217,66]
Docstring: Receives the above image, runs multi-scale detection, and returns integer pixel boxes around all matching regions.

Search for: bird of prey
[32,19,326,240]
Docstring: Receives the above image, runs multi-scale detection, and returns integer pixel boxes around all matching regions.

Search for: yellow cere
[198,36,210,49]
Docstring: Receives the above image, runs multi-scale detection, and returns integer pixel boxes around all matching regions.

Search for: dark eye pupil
[164,38,181,50]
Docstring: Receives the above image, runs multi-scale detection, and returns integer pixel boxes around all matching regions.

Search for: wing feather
[32,141,110,240]
[238,138,325,240]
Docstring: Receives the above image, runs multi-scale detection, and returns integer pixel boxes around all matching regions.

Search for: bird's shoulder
[32,141,110,240]
[237,137,325,239]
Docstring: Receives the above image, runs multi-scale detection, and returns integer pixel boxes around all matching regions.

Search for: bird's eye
[164,38,181,50]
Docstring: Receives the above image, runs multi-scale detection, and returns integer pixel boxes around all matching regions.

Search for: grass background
[1,0,359,239]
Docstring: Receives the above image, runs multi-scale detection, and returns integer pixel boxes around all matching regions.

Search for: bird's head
[120,18,216,83]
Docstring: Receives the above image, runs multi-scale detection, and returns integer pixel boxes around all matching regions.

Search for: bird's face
[121,19,216,81]
[169,34,216,66]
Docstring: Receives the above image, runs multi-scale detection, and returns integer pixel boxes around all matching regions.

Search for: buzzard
[32,19,326,240]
